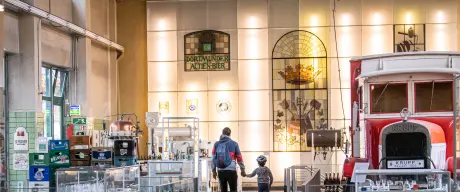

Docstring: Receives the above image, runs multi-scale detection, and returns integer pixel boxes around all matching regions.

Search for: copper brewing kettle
[109,120,136,135]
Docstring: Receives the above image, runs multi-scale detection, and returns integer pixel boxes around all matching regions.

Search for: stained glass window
[272,31,328,152]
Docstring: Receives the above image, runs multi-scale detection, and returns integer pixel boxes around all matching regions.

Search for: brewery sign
[13,153,28,170]
[184,30,230,71]
[13,127,28,151]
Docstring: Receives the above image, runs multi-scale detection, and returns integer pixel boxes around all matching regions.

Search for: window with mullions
[272,31,328,152]
[41,67,68,139]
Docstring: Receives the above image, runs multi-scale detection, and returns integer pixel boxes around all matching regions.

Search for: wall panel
[41,26,72,68]
[147,2,177,31]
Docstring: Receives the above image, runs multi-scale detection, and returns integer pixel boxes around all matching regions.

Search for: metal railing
[284,164,347,192]
[284,165,319,192]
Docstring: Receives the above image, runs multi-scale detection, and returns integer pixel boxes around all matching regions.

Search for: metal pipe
[291,168,296,192]
[4,55,8,185]
[352,101,360,157]
[453,74,460,191]
[285,168,290,192]
[4,0,124,58]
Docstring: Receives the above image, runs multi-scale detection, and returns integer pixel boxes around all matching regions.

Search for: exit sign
[72,118,87,125]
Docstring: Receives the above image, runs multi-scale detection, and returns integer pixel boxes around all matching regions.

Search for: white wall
[146,0,459,182]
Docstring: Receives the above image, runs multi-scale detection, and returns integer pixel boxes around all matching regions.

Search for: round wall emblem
[189,105,196,111]
[216,100,232,115]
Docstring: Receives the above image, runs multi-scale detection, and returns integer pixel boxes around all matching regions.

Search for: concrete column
[117,0,148,157]
[8,14,40,112]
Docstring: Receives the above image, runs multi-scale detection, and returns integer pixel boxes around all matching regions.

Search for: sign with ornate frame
[13,127,29,151]
[184,30,230,71]
[186,99,198,114]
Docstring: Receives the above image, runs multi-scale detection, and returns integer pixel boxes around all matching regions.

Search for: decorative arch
[272,30,327,59]
[272,30,328,152]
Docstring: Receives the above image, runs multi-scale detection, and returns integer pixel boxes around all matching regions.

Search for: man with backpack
[212,127,246,192]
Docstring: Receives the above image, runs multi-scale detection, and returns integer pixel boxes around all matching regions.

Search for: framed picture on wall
[394,24,426,53]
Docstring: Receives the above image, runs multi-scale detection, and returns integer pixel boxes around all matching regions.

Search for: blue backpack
[214,141,232,168]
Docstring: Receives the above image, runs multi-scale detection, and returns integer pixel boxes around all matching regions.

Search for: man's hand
[213,172,217,180]
[241,172,247,177]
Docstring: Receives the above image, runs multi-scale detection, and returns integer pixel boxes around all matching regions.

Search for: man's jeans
[218,170,238,192]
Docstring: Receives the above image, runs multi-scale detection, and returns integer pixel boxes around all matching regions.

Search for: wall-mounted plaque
[216,100,232,115]
[186,99,198,114]
[13,127,29,151]
[13,153,28,170]
[184,30,230,71]
[159,101,169,114]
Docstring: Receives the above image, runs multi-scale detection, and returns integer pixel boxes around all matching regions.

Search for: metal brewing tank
[109,120,136,136]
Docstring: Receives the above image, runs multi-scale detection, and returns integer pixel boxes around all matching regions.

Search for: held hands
[241,172,247,177]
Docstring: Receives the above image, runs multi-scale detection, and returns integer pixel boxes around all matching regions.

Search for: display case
[139,176,196,192]
[105,165,140,192]
[354,169,451,192]
[55,167,106,192]
[147,160,193,177]
[200,158,213,192]
[155,177,198,192]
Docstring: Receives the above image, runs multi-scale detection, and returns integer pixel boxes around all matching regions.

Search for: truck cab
[344,52,460,177]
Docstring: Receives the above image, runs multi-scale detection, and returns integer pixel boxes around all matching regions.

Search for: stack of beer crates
[49,140,70,185]
[29,153,51,189]
[70,135,91,166]
[91,147,113,166]
[113,140,136,166]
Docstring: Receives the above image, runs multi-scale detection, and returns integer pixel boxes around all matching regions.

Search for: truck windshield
[371,83,407,113]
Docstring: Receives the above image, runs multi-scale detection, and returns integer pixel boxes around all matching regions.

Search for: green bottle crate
[29,153,50,166]
[49,150,70,167]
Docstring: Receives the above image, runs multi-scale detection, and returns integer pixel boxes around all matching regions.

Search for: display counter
[147,160,193,177]
[105,166,140,192]
[56,167,106,191]
[55,165,140,192]
[354,169,450,192]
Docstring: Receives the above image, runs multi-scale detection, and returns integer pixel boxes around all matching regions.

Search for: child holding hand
[245,155,274,192]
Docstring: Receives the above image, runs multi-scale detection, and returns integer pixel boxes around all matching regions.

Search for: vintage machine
[108,113,141,167]
[146,114,208,190]
[343,52,460,187]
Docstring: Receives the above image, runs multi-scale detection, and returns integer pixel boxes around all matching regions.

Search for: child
[246,155,274,192]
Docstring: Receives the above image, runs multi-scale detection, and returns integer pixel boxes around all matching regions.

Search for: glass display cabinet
[55,167,106,192]
[104,165,140,192]
[155,177,197,192]
[354,169,450,192]
[139,176,196,192]
[147,160,193,177]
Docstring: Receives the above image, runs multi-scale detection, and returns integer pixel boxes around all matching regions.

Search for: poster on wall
[35,137,49,153]
[13,127,29,151]
[13,153,29,170]
[186,99,199,114]
[184,30,230,71]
